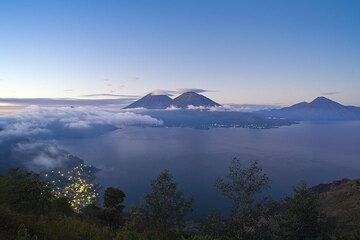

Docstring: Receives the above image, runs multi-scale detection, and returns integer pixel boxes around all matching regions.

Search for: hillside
[124,94,173,109]
[311,179,360,228]
[173,92,220,108]
[260,97,360,120]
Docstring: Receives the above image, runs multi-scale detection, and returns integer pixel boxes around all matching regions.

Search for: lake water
[58,121,360,216]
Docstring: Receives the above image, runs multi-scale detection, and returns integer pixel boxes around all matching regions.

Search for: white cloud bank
[162,104,280,112]
[0,105,162,140]
[0,106,162,171]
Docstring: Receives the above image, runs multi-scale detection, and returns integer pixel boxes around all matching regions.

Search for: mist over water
[58,121,360,216]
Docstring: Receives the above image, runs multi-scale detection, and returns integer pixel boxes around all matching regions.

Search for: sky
[0,0,359,110]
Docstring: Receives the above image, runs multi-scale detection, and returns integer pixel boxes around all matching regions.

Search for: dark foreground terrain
[1,158,360,240]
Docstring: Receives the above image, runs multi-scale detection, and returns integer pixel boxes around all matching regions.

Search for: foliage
[0,164,358,240]
[80,203,102,222]
[52,197,74,216]
[144,170,193,239]
[276,182,332,240]
[201,212,227,239]
[99,207,123,228]
[125,206,149,233]
[34,215,115,240]
[182,235,214,240]
[215,158,270,213]
[0,168,53,216]
[16,224,31,240]
[206,158,272,240]
[104,187,126,210]
[100,187,127,228]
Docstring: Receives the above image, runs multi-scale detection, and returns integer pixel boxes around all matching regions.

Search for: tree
[201,211,228,239]
[16,224,31,240]
[81,203,102,221]
[1,169,53,216]
[52,197,73,216]
[144,170,193,239]
[115,206,151,240]
[216,158,270,214]
[209,158,271,240]
[99,207,123,228]
[277,182,331,240]
[125,206,148,233]
[100,187,126,228]
[104,187,126,211]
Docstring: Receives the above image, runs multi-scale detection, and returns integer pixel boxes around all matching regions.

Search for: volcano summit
[124,91,221,109]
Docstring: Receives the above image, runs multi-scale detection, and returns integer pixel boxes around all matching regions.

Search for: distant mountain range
[124,91,220,109]
[125,92,360,121]
[259,96,360,120]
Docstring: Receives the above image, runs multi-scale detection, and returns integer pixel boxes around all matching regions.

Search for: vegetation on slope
[0,159,359,240]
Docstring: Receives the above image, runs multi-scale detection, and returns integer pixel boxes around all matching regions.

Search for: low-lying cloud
[164,104,280,112]
[12,142,69,171]
[0,106,162,172]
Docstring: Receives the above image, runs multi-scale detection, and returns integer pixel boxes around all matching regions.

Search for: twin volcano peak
[173,91,221,108]
[124,91,221,109]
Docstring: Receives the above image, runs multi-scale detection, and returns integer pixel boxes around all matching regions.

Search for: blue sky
[0,0,359,108]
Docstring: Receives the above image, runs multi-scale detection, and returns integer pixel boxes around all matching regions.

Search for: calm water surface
[59,121,360,216]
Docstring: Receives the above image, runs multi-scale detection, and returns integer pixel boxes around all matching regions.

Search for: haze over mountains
[124,91,221,109]
[126,91,358,117]
[125,90,360,122]
[260,96,360,121]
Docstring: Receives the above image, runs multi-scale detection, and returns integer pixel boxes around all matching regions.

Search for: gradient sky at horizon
[1,0,360,106]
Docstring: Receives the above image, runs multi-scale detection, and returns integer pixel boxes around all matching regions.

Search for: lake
[58,121,360,216]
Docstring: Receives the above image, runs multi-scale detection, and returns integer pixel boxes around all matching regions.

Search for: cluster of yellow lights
[44,164,99,211]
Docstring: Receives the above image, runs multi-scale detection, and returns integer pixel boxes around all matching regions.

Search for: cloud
[162,104,280,112]
[148,88,215,96]
[0,97,138,110]
[165,106,181,111]
[0,105,162,138]
[176,88,214,94]
[219,104,281,112]
[149,89,177,96]
[13,142,64,171]
[0,106,162,171]
[321,92,340,96]
[79,94,140,98]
